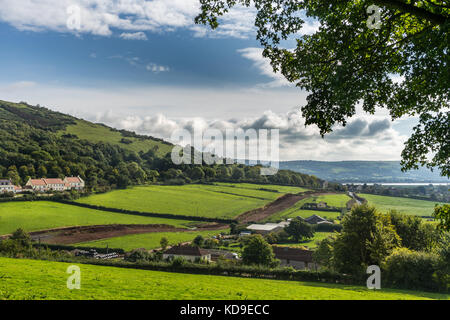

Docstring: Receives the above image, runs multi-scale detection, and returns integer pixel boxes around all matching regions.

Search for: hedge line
[33,243,126,254]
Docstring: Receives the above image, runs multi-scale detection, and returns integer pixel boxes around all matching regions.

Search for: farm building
[246,223,284,235]
[163,245,211,262]
[304,215,331,225]
[272,246,317,270]
[64,176,85,190]
[25,176,85,192]
[0,179,14,193]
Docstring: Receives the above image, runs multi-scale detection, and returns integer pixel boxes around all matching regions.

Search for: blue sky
[0,0,417,161]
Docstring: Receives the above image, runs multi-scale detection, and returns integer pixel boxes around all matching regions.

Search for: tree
[433,204,450,232]
[193,235,205,247]
[284,218,315,242]
[196,1,449,177]
[388,211,438,251]
[160,237,169,250]
[241,234,276,266]
[332,204,400,275]
[10,228,32,248]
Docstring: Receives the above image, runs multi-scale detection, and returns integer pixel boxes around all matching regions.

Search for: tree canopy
[196,0,449,177]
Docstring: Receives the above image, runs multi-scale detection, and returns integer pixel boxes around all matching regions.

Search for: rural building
[0,179,14,193]
[25,179,47,192]
[64,176,85,190]
[25,176,85,192]
[304,215,330,225]
[163,245,211,262]
[247,223,284,235]
[317,201,328,208]
[43,178,66,191]
[272,246,317,270]
[207,249,239,261]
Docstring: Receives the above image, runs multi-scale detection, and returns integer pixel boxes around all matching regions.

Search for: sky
[0,0,418,161]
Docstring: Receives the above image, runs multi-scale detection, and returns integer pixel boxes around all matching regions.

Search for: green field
[0,258,447,300]
[76,230,227,251]
[312,194,351,207]
[0,201,192,235]
[215,183,310,194]
[359,194,446,216]
[63,120,173,157]
[76,184,301,219]
[265,198,341,222]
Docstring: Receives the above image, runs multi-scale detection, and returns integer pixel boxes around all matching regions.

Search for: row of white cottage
[0,176,85,193]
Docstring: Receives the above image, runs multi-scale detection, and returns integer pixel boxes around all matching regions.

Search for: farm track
[236,192,340,223]
[21,223,228,245]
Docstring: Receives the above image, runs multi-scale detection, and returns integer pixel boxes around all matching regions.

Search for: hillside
[0,100,326,190]
[280,160,449,183]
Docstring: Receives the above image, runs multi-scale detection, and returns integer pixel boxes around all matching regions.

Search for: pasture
[0,201,192,235]
[0,258,447,300]
[359,194,446,216]
[75,229,227,251]
[265,198,341,222]
[75,183,303,219]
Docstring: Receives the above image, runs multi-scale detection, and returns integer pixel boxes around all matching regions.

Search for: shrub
[382,247,442,291]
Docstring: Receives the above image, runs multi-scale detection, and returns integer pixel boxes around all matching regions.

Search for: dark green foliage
[241,234,277,266]
[382,248,443,291]
[284,218,315,242]
[433,204,450,232]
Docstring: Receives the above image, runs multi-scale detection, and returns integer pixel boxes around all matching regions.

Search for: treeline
[314,204,449,292]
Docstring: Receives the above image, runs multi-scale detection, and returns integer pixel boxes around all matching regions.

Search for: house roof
[0,179,12,184]
[272,246,314,262]
[28,179,46,186]
[304,215,328,224]
[43,178,64,185]
[247,224,282,231]
[65,176,83,183]
[164,245,209,256]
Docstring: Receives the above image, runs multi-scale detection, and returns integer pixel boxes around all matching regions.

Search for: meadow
[0,258,447,300]
[63,120,173,157]
[0,201,192,235]
[359,193,446,216]
[76,183,303,219]
[265,198,342,222]
[75,229,227,251]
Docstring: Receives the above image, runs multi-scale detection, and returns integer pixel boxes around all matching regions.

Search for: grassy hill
[359,193,446,216]
[63,119,172,157]
[75,183,305,220]
[1,258,447,300]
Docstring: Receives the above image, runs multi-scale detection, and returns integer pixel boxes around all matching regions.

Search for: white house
[0,179,14,193]
[43,178,66,191]
[26,179,47,192]
[64,176,85,190]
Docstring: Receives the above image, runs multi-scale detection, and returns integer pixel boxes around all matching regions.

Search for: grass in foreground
[76,184,294,219]
[0,258,448,300]
[359,193,447,216]
[0,201,192,235]
[75,230,227,251]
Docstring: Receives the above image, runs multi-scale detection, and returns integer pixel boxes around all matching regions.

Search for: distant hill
[279,160,449,183]
[0,100,327,191]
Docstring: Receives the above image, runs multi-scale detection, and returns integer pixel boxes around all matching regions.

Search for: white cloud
[146,63,169,73]
[238,47,291,88]
[119,31,148,40]
[0,0,256,39]
[0,81,408,161]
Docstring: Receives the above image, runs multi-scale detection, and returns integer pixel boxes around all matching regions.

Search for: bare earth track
[236,192,339,223]
[25,223,227,245]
